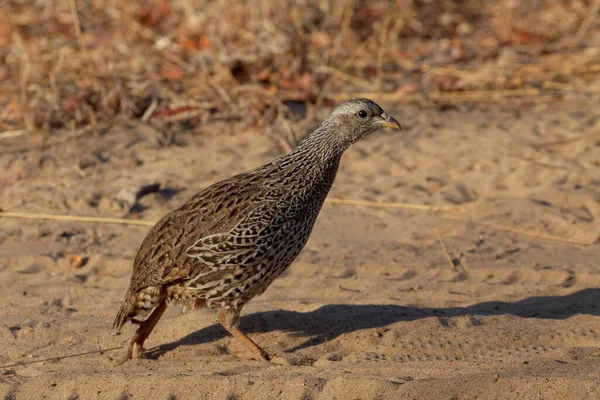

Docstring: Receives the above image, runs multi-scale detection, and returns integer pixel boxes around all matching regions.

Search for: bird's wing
[128,175,266,292]
[159,186,302,284]
[128,168,309,293]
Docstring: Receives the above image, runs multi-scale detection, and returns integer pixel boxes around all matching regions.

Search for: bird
[113,98,401,363]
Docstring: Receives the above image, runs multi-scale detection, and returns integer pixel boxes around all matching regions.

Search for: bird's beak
[378,112,402,130]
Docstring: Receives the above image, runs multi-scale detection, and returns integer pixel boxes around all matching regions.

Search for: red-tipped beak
[378,112,402,130]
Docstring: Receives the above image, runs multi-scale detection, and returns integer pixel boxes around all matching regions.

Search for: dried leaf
[310,32,331,48]
[506,29,537,44]
[61,97,79,113]
[161,64,184,81]
[137,0,172,28]
[0,19,12,48]
[6,100,22,119]
[396,84,419,95]
[431,74,459,91]
[198,36,210,49]
[69,255,88,269]
[257,67,272,81]
[281,72,312,91]
[179,35,211,51]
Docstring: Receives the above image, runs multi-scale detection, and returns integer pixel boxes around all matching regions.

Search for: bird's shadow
[147,288,600,358]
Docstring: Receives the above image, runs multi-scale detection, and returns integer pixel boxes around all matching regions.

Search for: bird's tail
[113,293,135,331]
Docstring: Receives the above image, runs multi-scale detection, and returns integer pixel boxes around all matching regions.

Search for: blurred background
[1,0,600,138]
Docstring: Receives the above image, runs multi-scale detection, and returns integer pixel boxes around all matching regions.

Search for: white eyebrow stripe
[330,102,359,116]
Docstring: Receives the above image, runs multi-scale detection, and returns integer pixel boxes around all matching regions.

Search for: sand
[1,99,600,399]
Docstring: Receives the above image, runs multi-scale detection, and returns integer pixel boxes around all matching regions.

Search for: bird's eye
[357,110,368,118]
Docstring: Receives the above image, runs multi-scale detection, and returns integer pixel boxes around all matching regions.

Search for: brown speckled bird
[114,98,401,363]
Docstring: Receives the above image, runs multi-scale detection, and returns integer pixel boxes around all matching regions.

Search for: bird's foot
[115,341,145,365]
[253,348,270,362]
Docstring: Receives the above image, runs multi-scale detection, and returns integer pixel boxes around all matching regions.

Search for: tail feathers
[114,287,165,330]
[113,300,135,331]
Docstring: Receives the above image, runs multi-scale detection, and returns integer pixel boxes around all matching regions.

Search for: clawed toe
[256,350,270,362]
[115,345,133,365]
[115,341,145,365]
[132,342,145,359]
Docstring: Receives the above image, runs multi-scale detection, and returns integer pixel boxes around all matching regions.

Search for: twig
[334,0,356,55]
[140,98,158,122]
[275,115,297,153]
[49,47,67,106]
[0,201,463,229]
[13,31,34,132]
[0,129,29,140]
[68,0,88,59]
[0,123,110,155]
[0,212,155,227]
[1,206,591,247]
[208,81,235,107]
[376,15,392,92]
[444,215,592,246]
[475,220,590,246]
[0,347,122,370]
[576,64,600,74]
[427,67,479,78]
[543,81,600,93]
[314,66,372,89]
[324,198,466,212]
[569,0,600,45]
[86,104,98,136]
[433,228,457,271]
[531,136,584,149]
[428,88,541,102]
[273,132,294,153]
[458,256,469,272]
[327,91,416,102]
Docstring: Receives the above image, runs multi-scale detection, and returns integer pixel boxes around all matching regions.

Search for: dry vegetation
[1,0,600,139]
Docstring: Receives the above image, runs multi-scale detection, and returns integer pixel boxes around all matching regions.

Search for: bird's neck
[281,144,342,182]
[292,120,350,162]
[274,123,344,189]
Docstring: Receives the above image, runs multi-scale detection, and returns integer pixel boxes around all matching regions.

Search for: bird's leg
[117,300,167,364]
[218,308,270,362]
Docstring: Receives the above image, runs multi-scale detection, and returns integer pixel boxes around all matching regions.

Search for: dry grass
[1,0,600,137]
[1,206,593,246]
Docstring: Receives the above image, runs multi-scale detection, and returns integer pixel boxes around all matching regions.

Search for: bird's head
[324,98,401,148]
[295,98,402,157]
[330,98,401,129]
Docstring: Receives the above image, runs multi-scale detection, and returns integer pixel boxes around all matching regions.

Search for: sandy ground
[1,99,600,399]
